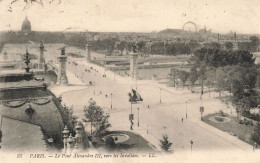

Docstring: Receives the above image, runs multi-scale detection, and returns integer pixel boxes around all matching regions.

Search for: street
[51,57,251,153]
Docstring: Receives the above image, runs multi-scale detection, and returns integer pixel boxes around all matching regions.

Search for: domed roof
[21,16,31,32]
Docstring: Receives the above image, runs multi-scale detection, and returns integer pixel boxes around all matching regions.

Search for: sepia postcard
[0,0,260,162]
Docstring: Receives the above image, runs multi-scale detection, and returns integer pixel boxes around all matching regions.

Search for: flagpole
[131,85,133,114]
[130,86,133,130]
[131,100,132,114]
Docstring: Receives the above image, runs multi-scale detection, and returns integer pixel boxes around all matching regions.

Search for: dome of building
[21,16,31,32]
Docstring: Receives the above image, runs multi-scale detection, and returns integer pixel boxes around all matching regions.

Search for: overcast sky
[0,0,259,34]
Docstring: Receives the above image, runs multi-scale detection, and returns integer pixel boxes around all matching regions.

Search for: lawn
[89,130,157,153]
[204,113,255,145]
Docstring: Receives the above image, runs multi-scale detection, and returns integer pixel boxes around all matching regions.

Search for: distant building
[21,16,32,33]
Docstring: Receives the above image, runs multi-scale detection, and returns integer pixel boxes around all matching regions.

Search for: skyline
[0,0,259,34]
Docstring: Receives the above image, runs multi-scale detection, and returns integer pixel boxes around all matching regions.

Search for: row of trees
[91,36,259,56]
[191,48,255,68]
[91,38,200,56]
[170,49,259,115]
[1,31,259,55]
[189,48,259,114]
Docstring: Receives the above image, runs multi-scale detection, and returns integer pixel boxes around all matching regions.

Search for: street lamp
[74,62,77,77]
[160,88,162,104]
[190,140,193,153]
[114,71,115,81]
[81,72,84,82]
[253,142,257,151]
[111,93,113,109]
[137,108,139,127]
[130,96,133,130]
[93,82,95,95]
[186,101,188,118]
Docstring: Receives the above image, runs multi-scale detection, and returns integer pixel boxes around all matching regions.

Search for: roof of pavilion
[0,116,48,152]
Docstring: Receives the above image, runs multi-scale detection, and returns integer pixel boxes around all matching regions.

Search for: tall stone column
[57,48,68,85]
[86,44,92,62]
[39,41,45,70]
[130,53,138,80]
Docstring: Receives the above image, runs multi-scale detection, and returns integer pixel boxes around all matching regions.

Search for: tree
[198,63,207,96]
[137,41,146,54]
[205,68,216,97]
[60,105,78,135]
[189,66,198,91]
[191,48,255,68]
[251,123,260,145]
[83,99,111,137]
[159,134,172,153]
[117,40,127,55]
[168,68,178,87]
[215,67,227,98]
[178,70,189,89]
[58,96,78,135]
[203,42,221,50]
[224,42,233,50]
[250,36,259,52]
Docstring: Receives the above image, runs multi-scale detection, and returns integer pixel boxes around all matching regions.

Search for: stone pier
[39,41,45,70]
[86,44,92,62]
[57,47,68,85]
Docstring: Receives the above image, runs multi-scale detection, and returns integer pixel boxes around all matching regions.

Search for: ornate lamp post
[24,50,31,73]
[62,125,70,153]
[75,122,82,150]
[67,133,74,153]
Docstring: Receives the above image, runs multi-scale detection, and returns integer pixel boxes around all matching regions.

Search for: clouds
[0,0,259,34]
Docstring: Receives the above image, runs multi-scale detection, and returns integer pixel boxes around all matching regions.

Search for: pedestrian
[147,105,150,109]
[105,94,107,98]
[182,118,183,122]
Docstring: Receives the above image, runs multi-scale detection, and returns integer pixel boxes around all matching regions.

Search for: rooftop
[1,116,47,152]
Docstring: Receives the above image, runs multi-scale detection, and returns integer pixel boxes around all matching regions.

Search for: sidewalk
[49,70,88,96]
[189,118,252,151]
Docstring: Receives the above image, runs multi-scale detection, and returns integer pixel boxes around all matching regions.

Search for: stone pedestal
[86,44,92,62]
[57,55,68,85]
[129,53,138,80]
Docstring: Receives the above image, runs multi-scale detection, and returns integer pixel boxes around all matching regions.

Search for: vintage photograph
[0,0,260,162]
